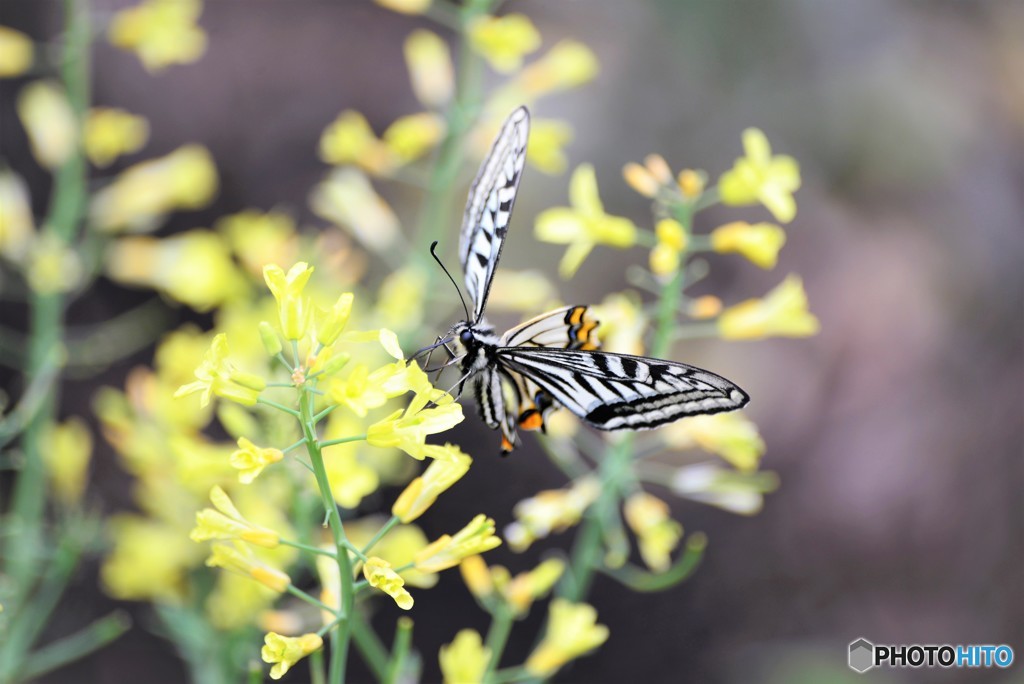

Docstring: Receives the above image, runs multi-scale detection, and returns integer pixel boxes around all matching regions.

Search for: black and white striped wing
[459,106,530,324]
[496,347,749,431]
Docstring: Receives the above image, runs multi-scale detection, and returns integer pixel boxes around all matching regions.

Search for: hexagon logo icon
[849,638,875,673]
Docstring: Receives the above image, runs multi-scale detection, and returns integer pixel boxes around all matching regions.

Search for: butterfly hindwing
[496,347,750,431]
[459,106,530,323]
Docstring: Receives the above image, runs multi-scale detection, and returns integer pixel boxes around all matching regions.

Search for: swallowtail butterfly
[422,106,749,453]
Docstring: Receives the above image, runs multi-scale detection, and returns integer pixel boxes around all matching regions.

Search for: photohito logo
[848,638,1014,673]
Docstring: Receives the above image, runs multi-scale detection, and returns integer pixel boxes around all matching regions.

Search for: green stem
[280,538,337,559]
[360,515,400,557]
[286,584,340,616]
[319,435,367,449]
[311,649,327,684]
[4,0,91,595]
[482,606,514,682]
[20,611,131,681]
[256,397,300,417]
[385,617,413,684]
[350,611,389,682]
[301,391,354,684]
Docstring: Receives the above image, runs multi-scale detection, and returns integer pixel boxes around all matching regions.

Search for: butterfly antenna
[430,241,472,323]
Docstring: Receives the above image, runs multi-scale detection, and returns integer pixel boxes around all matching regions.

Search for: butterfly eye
[460,329,474,345]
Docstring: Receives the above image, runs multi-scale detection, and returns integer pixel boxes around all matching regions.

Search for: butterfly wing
[496,347,749,431]
[459,106,530,324]
[499,305,599,351]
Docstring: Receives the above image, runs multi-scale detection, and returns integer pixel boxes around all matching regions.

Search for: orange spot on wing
[501,436,514,452]
[519,411,544,431]
[569,306,585,325]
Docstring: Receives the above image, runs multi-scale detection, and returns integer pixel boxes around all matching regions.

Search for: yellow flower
[375,266,427,332]
[315,292,354,347]
[688,295,722,320]
[439,629,491,684]
[206,542,291,592]
[662,411,765,472]
[718,274,819,340]
[382,112,445,164]
[670,463,778,515]
[40,418,92,506]
[623,492,682,572]
[527,118,573,175]
[322,444,379,509]
[414,514,501,573]
[209,572,278,631]
[105,230,246,310]
[525,599,609,676]
[468,14,540,74]
[343,516,437,589]
[649,217,688,276]
[26,234,83,294]
[622,154,673,198]
[504,477,599,552]
[102,515,203,601]
[710,220,786,269]
[504,558,564,615]
[404,29,453,107]
[513,39,599,97]
[392,446,472,522]
[363,556,414,610]
[535,164,638,278]
[261,632,323,680]
[263,262,314,340]
[174,333,266,407]
[217,210,298,276]
[310,168,399,254]
[109,0,207,72]
[677,168,706,199]
[228,437,283,484]
[458,555,493,599]
[591,292,646,355]
[191,485,280,547]
[367,387,463,460]
[90,145,218,233]
[719,127,801,223]
[0,169,34,260]
[318,110,395,175]
[16,80,77,169]
[329,364,387,417]
[0,26,33,78]
[374,0,430,15]
[84,108,149,167]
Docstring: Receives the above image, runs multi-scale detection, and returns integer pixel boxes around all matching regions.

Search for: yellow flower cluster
[504,477,601,552]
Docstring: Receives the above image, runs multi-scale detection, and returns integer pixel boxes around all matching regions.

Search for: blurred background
[1,0,1022,682]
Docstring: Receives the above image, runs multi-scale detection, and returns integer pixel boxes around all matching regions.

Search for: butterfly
[421,106,749,453]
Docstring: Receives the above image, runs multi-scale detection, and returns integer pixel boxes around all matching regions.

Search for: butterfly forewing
[459,106,530,323]
[497,347,749,431]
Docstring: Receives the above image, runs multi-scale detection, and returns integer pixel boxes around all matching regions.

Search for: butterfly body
[432,106,749,453]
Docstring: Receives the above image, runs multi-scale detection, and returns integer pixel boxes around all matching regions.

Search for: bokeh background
[1,0,1022,682]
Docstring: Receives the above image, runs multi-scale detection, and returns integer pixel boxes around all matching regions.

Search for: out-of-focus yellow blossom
[513,40,599,98]
[719,127,801,223]
[209,572,278,631]
[262,632,323,680]
[439,629,491,684]
[318,110,395,175]
[0,170,34,260]
[505,477,600,552]
[485,270,556,313]
[414,514,501,573]
[106,230,246,310]
[206,541,290,592]
[108,0,207,72]
[102,515,203,601]
[525,599,609,676]
[367,387,463,460]
[40,417,92,506]
[623,492,682,572]
[383,112,445,164]
[0,26,33,77]
[662,411,765,472]
[622,154,673,198]
[468,13,540,74]
[343,516,438,589]
[375,266,427,332]
[175,333,266,407]
[263,262,313,341]
[459,555,493,599]
[315,292,354,347]
[677,168,706,199]
[90,144,218,233]
[392,447,472,523]
[527,119,573,175]
[688,295,722,320]
[535,164,638,278]
[591,292,646,355]
[84,108,149,167]
[504,558,565,615]
[16,80,77,169]
[217,210,298,276]
[364,557,414,610]
[27,234,82,294]
[191,485,280,547]
[404,29,453,107]
[323,446,379,509]
[649,217,687,276]
[718,274,819,340]
[374,0,430,15]
[310,168,399,254]
[670,463,778,515]
[710,220,786,269]
[329,364,387,417]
